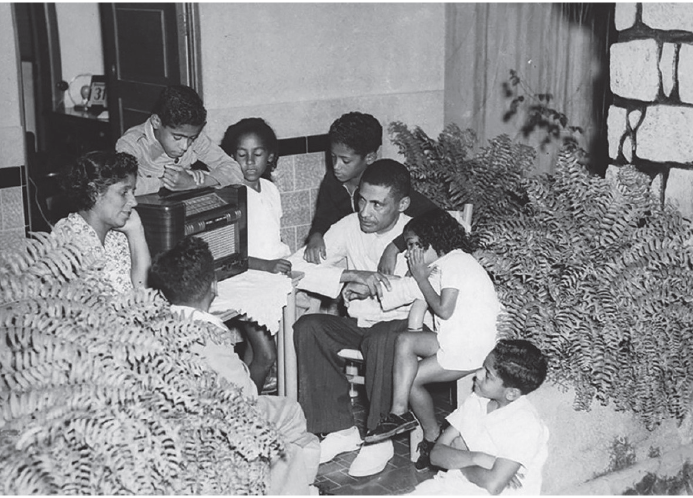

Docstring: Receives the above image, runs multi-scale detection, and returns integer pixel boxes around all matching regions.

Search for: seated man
[408,339,549,496]
[289,158,418,477]
[148,236,320,495]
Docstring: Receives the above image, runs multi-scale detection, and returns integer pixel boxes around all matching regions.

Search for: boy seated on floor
[148,235,319,495]
[408,339,549,496]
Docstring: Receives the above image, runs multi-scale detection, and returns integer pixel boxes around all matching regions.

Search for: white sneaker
[348,439,394,477]
[319,426,362,464]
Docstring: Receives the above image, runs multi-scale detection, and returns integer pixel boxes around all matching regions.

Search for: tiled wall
[274,135,329,253]
[0,168,27,254]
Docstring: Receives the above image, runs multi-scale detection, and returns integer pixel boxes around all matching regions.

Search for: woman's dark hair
[220,117,279,179]
[152,85,207,128]
[60,151,138,212]
[403,208,476,255]
[492,339,548,395]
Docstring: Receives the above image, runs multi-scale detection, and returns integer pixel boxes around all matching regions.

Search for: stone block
[660,43,676,98]
[643,3,693,31]
[677,44,693,104]
[610,40,660,101]
[636,105,693,163]
[615,3,638,31]
[607,106,627,160]
[665,167,693,220]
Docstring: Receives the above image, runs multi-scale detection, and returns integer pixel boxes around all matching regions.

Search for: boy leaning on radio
[115,85,244,196]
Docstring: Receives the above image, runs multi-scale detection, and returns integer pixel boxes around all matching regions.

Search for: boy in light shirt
[409,339,549,495]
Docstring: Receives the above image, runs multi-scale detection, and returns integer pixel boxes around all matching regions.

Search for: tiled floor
[313,383,456,495]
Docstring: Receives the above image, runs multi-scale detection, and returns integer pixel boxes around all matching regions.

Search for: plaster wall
[198,3,446,161]
[55,3,104,90]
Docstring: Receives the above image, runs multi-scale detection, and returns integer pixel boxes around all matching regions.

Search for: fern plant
[390,123,693,430]
[0,232,282,494]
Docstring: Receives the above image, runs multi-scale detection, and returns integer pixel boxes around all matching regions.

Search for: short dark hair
[328,112,382,157]
[152,85,206,128]
[492,339,548,395]
[149,236,215,306]
[360,158,410,201]
[404,208,476,255]
[60,151,138,212]
[220,117,279,177]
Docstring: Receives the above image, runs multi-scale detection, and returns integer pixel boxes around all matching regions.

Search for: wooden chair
[338,204,474,461]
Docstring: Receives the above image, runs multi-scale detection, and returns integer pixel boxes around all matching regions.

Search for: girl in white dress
[221,118,291,393]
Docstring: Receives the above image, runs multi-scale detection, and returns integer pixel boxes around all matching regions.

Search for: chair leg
[409,426,423,462]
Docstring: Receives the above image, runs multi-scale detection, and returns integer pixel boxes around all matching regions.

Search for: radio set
[135,185,248,280]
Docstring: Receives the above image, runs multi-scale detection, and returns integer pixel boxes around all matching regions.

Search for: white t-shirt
[246,178,291,260]
[432,250,499,371]
[289,212,412,326]
[435,392,549,495]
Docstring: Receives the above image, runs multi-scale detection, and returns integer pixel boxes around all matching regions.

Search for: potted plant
[0,232,282,494]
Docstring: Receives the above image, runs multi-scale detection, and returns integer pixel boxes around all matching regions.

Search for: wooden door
[100,3,201,139]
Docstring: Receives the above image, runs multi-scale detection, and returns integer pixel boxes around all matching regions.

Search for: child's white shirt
[432,249,499,370]
[246,178,291,260]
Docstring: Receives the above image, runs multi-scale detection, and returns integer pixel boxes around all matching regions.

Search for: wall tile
[1,187,25,229]
[281,190,312,227]
[274,156,295,192]
[0,228,25,253]
[295,224,311,251]
[295,152,327,190]
[665,168,693,220]
[280,227,297,254]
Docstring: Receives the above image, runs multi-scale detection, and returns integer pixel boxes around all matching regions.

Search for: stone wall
[609,3,693,220]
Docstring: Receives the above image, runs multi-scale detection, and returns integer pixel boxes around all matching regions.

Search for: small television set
[136,185,248,280]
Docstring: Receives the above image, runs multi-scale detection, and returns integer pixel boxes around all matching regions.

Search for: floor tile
[314,383,454,495]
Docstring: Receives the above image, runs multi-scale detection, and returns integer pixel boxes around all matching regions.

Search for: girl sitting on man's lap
[367,208,500,471]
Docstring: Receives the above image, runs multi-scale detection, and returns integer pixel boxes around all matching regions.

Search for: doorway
[15,2,200,232]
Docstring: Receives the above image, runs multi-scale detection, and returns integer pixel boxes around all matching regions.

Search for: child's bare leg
[410,357,471,441]
[391,331,439,415]
[242,321,277,392]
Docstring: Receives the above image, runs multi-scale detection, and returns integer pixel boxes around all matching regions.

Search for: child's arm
[377,241,400,275]
[407,248,459,319]
[430,425,497,471]
[193,134,245,186]
[432,425,522,495]
[248,256,292,275]
[407,299,428,330]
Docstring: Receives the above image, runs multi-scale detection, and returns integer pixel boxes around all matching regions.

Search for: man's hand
[377,242,400,275]
[342,270,392,299]
[162,164,197,191]
[304,232,326,264]
[406,247,433,283]
[342,282,371,303]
